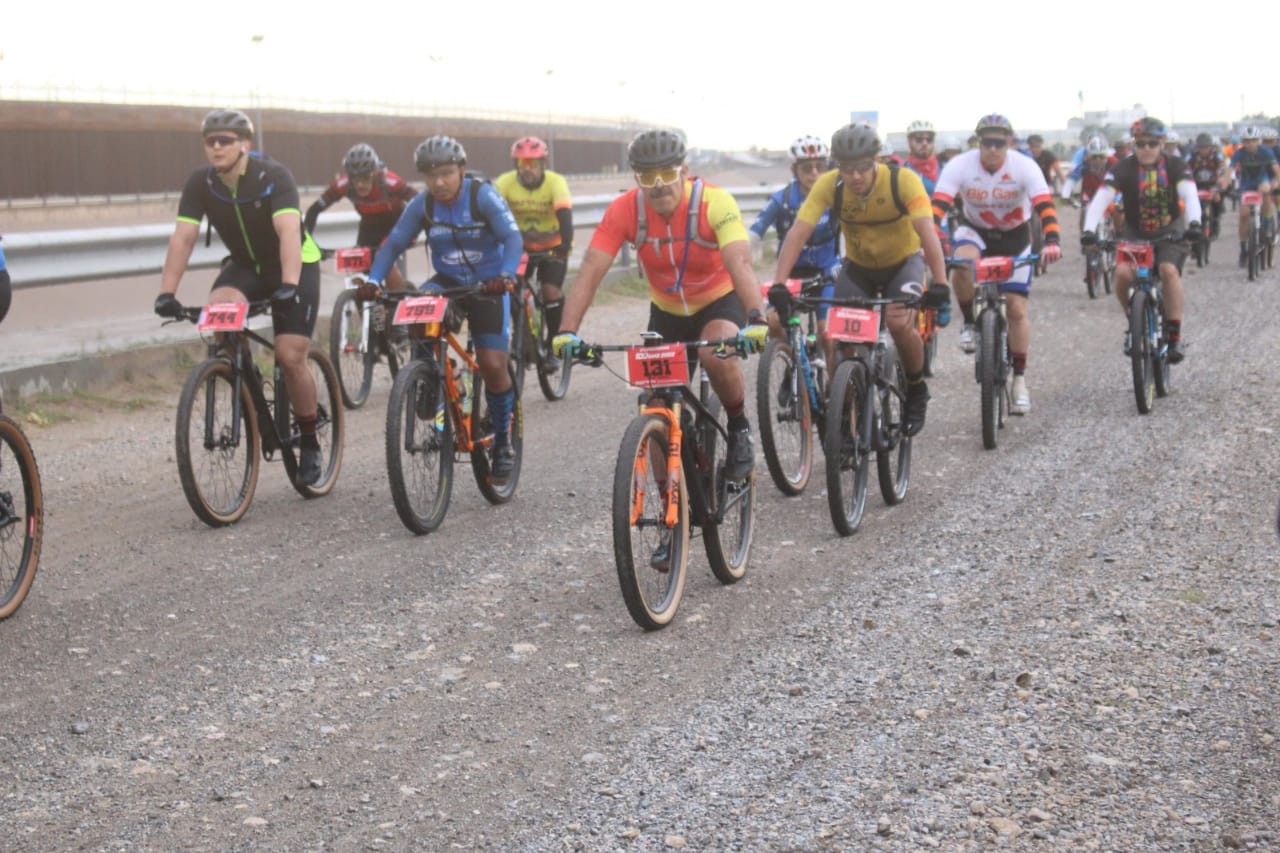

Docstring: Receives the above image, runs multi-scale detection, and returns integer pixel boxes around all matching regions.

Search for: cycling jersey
[494,170,573,252]
[1231,146,1278,190]
[176,152,321,273]
[902,155,939,197]
[590,179,747,316]
[1188,151,1225,189]
[932,150,1059,241]
[750,179,838,274]
[370,176,523,286]
[303,169,417,246]
[798,165,932,270]
[1080,158,1115,201]
[1089,154,1199,235]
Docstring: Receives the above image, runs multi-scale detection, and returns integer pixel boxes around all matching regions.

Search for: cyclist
[1189,132,1230,238]
[364,136,525,485]
[0,236,10,323]
[937,134,964,168]
[154,109,325,485]
[750,135,840,349]
[932,113,1062,416]
[303,143,417,292]
[1025,134,1067,195]
[903,120,940,197]
[1081,117,1201,364]
[1230,125,1280,266]
[552,129,768,492]
[494,136,574,373]
[771,123,949,437]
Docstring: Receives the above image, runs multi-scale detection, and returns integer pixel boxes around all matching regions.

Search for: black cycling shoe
[540,353,561,375]
[1166,340,1186,365]
[904,381,930,437]
[724,427,754,482]
[490,443,516,486]
[299,446,323,486]
[649,530,672,572]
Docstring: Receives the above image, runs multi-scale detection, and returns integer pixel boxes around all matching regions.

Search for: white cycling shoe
[1010,375,1031,416]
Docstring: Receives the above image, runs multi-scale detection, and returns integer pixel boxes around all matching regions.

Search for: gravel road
[0,210,1277,852]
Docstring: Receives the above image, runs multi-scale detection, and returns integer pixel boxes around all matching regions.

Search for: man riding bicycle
[303,143,417,293]
[494,136,574,372]
[903,120,941,197]
[364,135,525,485]
[932,114,1062,416]
[1189,132,1230,239]
[154,109,325,485]
[1081,117,1201,364]
[1231,125,1280,266]
[552,129,768,487]
[771,123,949,437]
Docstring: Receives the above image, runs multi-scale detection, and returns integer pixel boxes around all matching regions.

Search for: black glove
[154,292,181,318]
[767,283,793,315]
[481,275,515,295]
[270,284,299,311]
[924,282,951,309]
[1183,225,1203,244]
[1080,231,1098,249]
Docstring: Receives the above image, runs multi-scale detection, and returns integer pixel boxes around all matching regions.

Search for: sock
[297,413,320,449]
[1165,320,1181,343]
[544,299,563,338]
[485,387,515,446]
[959,300,975,325]
[1010,352,1027,375]
[725,398,748,432]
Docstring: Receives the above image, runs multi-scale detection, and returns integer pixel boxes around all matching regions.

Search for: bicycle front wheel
[612,414,689,630]
[470,363,522,504]
[825,358,869,536]
[175,358,260,527]
[978,309,1003,450]
[1248,224,1259,281]
[386,358,454,534]
[921,312,938,378]
[1153,300,1171,400]
[1085,254,1100,298]
[1130,290,1155,414]
[330,290,374,410]
[508,293,529,401]
[700,397,753,584]
[536,312,574,402]
[756,337,812,496]
[288,351,345,498]
[0,415,43,620]
[876,357,912,505]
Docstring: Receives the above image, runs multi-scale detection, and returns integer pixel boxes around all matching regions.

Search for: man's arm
[913,218,947,284]
[721,240,764,318]
[273,212,304,286]
[559,247,616,334]
[771,218,817,283]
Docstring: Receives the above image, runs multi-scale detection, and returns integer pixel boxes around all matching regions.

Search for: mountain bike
[917,281,941,377]
[823,292,919,536]
[1084,213,1115,298]
[0,395,43,620]
[509,251,572,402]
[1106,236,1179,414]
[948,254,1038,450]
[167,301,344,527]
[1193,190,1214,267]
[326,247,411,409]
[756,274,828,496]
[1242,190,1266,281]
[572,333,755,630]
[381,286,523,535]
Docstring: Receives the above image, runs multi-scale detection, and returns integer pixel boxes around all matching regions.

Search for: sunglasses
[908,135,934,144]
[837,160,877,175]
[795,162,826,174]
[517,158,543,169]
[204,134,240,149]
[635,165,682,188]
[979,137,1009,150]
[1134,139,1162,149]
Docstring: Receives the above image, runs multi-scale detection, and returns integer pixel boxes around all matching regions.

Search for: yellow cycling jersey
[797,165,932,269]
[494,169,572,251]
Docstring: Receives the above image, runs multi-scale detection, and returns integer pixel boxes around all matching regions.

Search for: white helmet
[1165,129,1181,144]
[906,119,935,136]
[1085,136,1109,156]
[1241,125,1264,140]
[938,133,963,152]
[789,135,829,163]
[878,141,895,157]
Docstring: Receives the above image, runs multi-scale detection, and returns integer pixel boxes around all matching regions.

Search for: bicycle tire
[508,292,529,401]
[1248,223,1259,281]
[1103,246,1115,295]
[978,309,1002,450]
[825,358,869,536]
[1152,297,1171,400]
[1202,233,1211,266]
[175,358,260,527]
[470,361,522,504]
[700,396,753,585]
[1085,254,1099,299]
[535,305,573,402]
[0,415,43,620]
[1130,290,1155,414]
[611,413,689,630]
[284,350,345,498]
[876,357,912,506]
[330,290,374,410]
[756,337,812,496]
[921,311,938,378]
[385,357,454,534]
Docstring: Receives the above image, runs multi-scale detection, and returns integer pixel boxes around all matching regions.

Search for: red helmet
[511,136,549,159]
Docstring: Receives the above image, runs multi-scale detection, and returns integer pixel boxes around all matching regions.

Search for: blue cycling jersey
[1231,146,1278,190]
[370,177,523,286]
[749,180,839,274]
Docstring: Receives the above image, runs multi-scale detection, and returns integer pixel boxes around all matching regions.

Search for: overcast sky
[4,2,1275,149]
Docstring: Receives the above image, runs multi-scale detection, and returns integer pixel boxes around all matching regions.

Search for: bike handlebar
[573,334,753,366]
[165,299,272,325]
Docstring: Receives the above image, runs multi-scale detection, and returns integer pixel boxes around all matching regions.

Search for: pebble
[69,721,90,735]
[989,817,1022,836]
[664,836,686,848]
[581,752,606,764]
[876,815,891,836]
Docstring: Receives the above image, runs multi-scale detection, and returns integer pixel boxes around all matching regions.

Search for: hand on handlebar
[1040,243,1062,265]
[1183,224,1203,244]
[352,276,381,301]
[270,284,299,312]
[552,332,582,359]
[480,275,516,296]
[1080,231,1098,249]
[736,323,768,354]
[154,293,182,318]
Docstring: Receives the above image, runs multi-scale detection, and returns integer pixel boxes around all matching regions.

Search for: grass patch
[14,387,161,427]
[1174,588,1207,605]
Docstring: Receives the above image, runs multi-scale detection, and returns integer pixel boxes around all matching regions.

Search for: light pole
[250,34,265,151]
[545,68,555,171]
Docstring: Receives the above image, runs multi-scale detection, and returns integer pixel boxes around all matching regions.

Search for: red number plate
[1197,190,1213,201]
[975,257,1014,283]
[393,296,447,325]
[1241,191,1263,206]
[516,252,529,277]
[197,302,249,332]
[335,247,372,273]
[1115,242,1153,268]
[828,307,879,344]
[626,343,690,388]
[759,278,803,300]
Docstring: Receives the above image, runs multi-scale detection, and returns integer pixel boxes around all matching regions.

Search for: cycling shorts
[1238,177,1272,194]
[647,290,747,344]
[524,254,567,289]
[834,254,926,304]
[422,274,510,352]
[952,224,1033,295]
[211,259,320,338]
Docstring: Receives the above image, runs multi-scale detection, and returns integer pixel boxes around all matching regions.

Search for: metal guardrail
[3,187,774,288]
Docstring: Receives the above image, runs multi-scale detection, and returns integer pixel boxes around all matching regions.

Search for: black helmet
[1131,117,1166,139]
[343,143,383,178]
[201,109,254,139]
[1195,132,1214,147]
[627,129,686,170]
[414,136,467,171]
[830,124,880,161]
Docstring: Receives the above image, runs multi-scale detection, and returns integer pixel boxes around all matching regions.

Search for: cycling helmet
[628,129,686,169]
[343,143,382,178]
[938,133,963,152]
[414,135,467,171]
[1131,117,1166,139]
[974,113,1013,135]
[830,124,880,161]
[201,109,254,139]
[789,135,829,162]
[906,119,935,136]
[1195,132,1214,147]
[511,136,549,159]
[1165,129,1181,144]
[1240,125,1264,141]
[1085,136,1109,156]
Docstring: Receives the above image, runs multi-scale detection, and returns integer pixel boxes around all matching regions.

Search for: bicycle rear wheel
[0,415,43,620]
[756,338,812,496]
[289,351,345,498]
[1085,253,1100,298]
[1130,290,1155,414]
[470,362,522,504]
[386,357,454,534]
[330,290,374,410]
[876,357,912,505]
[507,293,529,401]
[1248,224,1259,281]
[978,309,1003,450]
[825,358,869,536]
[612,414,689,630]
[700,396,753,584]
[175,358,260,527]
[535,307,573,401]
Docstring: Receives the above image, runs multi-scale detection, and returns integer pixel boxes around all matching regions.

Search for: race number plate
[626,343,689,388]
[1197,190,1213,201]
[393,296,447,325]
[197,302,249,332]
[335,247,372,273]
[1241,191,1263,206]
[975,257,1014,283]
[827,307,880,344]
[1115,242,1153,268]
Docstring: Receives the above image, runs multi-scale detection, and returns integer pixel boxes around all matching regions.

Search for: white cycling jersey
[934,150,1052,232]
